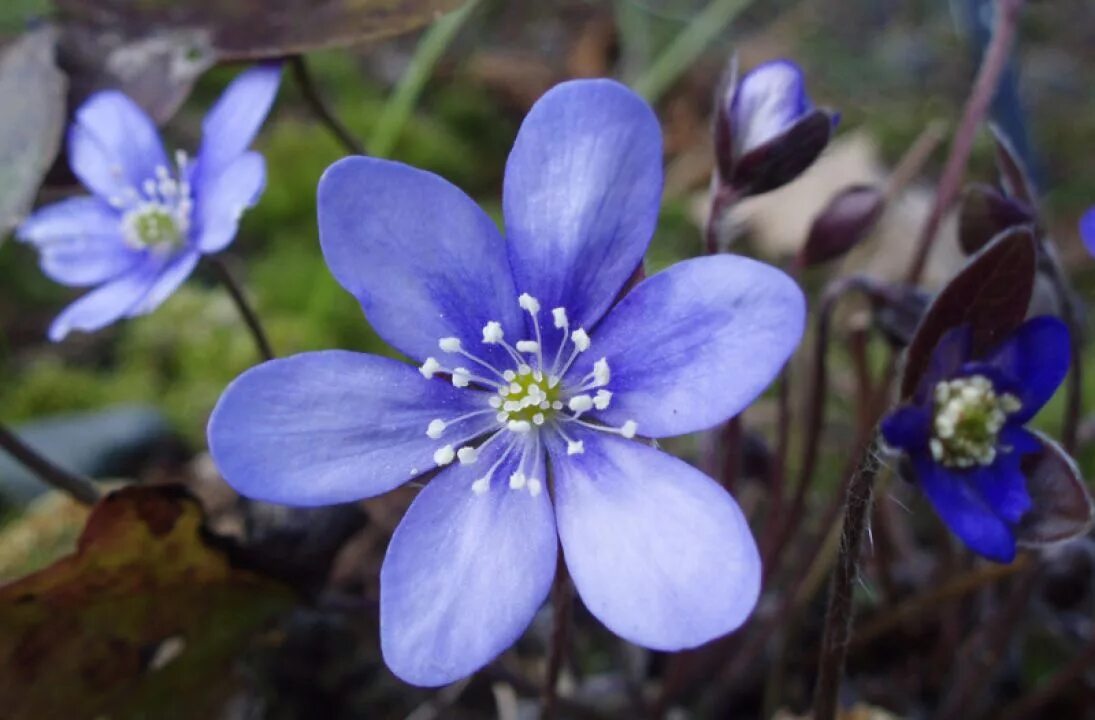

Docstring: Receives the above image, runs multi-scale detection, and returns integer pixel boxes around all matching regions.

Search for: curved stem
[209,256,275,362]
[541,553,573,720]
[290,55,365,156]
[0,421,100,505]
[811,433,883,720]
[904,0,1025,284]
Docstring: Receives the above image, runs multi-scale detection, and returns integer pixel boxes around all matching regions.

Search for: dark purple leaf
[1016,432,1094,547]
[900,227,1035,399]
[0,28,67,242]
[729,109,834,197]
[56,0,465,62]
[957,183,1035,256]
[800,184,885,267]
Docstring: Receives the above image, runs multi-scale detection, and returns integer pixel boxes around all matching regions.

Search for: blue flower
[16,64,282,341]
[208,80,805,686]
[881,317,1071,563]
[1081,205,1095,256]
[716,59,839,196]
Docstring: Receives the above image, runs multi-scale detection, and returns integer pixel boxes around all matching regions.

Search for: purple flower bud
[715,59,838,197]
[958,183,1035,256]
[800,184,885,267]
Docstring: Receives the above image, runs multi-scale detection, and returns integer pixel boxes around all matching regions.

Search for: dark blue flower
[208,80,806,686]
[16,64,282,341]
[1081,205,1095,256]
[881,317,1071,563]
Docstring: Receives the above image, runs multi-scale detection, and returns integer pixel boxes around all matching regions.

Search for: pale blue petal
[196,63,281,185]
[731,59,810,156]
[568,255,805,437]
[125,250,200,317]
[193,151,266,253]
[17,196,140,286]
[47,259,162,341]
[68,91,168,201]
[208,351,492,506]
[503,79,663,339]
[549,429,760,650]
[318,156,523,366]
[381,438,556,686]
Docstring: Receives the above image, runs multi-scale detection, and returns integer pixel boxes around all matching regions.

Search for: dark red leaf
[990,123,1037,207]
[1016,432,1094,547]
[957,183,1035,256]
[899,226,1036,399]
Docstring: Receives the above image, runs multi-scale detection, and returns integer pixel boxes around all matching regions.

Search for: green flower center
[497,367,563,425]
[930,374,1021,468]
[126,206,183,248]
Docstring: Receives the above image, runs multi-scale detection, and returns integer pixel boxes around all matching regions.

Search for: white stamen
[568,395,594,413]
[457,446,479,464]
[426,419,446,439]
[419,357,442,379]
[439,337,462,352]
[482,321,504,344]
[592,358,611,387]
[516,340,540,354]
[567,440,585,455]
[507,420,532,433]
[471,477,490,494]
[593,390,613,410]
[533,413,545,425]
[451,368,472,387]
[509,471,527,489]
[488,396,502,409]
[527,478,543,497]
[571,328,591,351]
[621,420,638,439]
[518,293,541,313]
[433,445,455,466]
[552,307,569,329]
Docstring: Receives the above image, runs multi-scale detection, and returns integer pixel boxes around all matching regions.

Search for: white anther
[174,149,189,169]
[552,307,569,329]
[434,445,455,466]
[552,401,564,410]
[533,413,545,426]
[528,478,543,497]
[452,368,472,388]
[539,401,551,410]
[593,358,611,387]
[572,328,591,351]
[620,420,638,439]
[567,440,585,456]
[426,419,446,439]
[503,370,516,381]
[488,396,502,409]
[482,321,504,344]
[439,337,462,352]
[142,178,157,196]
[518,365,532,376]
[516,340,540,354]
[509,383,522,394]
[496,412,509,423]
[503,400,521,413]
[509,472,527,489]
[518,293,541,313]
[593,390,613,410]
[457,446,479,464]
[568,395,594,413]
[507,420,532,433]
[419,357,443,379]
[472,477,490,495]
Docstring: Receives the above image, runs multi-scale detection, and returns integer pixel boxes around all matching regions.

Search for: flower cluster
[882,317,1070,562]
[16,64,282,341]
[209,79,805,685]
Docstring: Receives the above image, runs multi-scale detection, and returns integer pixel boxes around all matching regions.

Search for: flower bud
[958,183,1035,255]
[800,184,885,267]
[715,59,839,197]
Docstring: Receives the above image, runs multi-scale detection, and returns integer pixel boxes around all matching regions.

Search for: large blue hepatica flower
[16,64,282,341]
[882,317,1071,563]
[209,79,805,686]
[1081,205,1095,256]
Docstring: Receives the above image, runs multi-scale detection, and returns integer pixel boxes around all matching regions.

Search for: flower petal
[381,439,556,686]
[915,325,972,404]
[971,454,1032,525]
[984,316,1070,423]
[914,455,1017,563]
[880,404,930,452]
[17,196,140,286]
[730,59,810,156]
[318,156,523,366]
[125,250,200,317]
[549,429,760,650]
[68,91,168,201]
[193,151,266,253]
[196,63,281,185]
[1080,206,1095,256]
[503,79,662,335]
[47,258,163,341]
[208,351,491,506]
[569,255,804,437]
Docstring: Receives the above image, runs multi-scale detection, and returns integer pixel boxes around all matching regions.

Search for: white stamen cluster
[111,150,194,251]
[929,374,1022,468]
[417,294,640,495]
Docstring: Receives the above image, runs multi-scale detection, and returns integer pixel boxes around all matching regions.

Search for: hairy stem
[811,433,883,720]
[209,256,275,362]
[542,553,573,720]
[290,55,365,156]
[904,0,1026,284]
[0,421,100,505]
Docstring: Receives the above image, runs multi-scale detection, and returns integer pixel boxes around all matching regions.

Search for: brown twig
[208,255,275,362]
[904,0,1026,284]
[290,55,365,156]
[0,421,100,506]
[811,433,884,720]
